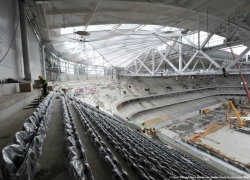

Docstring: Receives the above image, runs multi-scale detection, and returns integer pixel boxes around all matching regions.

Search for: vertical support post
[179,37,183,73]
[134,60,138,73]
[76,64,79,81]
[197,14,200,50]
[114,68,116,79]
[41,45,46,78]
[104,67,107,78]
[86,65,89,80]
[152,49,155,75]
[19,0,31,80]
[95,66,98,80]
[208,62,213,70]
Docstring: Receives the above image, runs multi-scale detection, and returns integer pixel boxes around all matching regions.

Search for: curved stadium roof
[27,0,250,68]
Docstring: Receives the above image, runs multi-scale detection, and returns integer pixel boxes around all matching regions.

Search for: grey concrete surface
[0,90,40,122]
[35,99,70,180]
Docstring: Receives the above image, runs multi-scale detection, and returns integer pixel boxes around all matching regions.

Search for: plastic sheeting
[13,131,30,152]
[0,92,55,179]
[1,144,25,177]
[16,149,37,180]
[21,123,36,138]
[69,159,85,180]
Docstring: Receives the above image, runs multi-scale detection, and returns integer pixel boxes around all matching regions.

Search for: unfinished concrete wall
[0,0,23,80]
[0,0,42,81]
[0,83,20,96]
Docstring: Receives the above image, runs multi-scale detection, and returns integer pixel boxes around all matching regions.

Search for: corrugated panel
[0,0,22,54]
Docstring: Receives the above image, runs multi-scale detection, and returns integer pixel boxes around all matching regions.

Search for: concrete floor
[200,125,250,165]
[0,108,35,151]
[35,98,70,180]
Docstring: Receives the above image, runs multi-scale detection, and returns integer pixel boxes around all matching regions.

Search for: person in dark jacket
[39,75,48,96]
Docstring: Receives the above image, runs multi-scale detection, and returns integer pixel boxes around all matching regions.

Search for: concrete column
[41,45,46,78]
[19,0,31,81]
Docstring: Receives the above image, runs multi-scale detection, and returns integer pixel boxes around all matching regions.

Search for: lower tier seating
[0,92,55,180]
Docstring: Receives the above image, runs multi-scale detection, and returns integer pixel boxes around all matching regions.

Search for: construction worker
[38,75,48,96]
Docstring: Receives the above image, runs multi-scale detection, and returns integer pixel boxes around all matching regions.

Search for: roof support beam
[197,14,200,50]
[199,58,205,69]
[85,3,99,31]
[201,33,214,49]
[179,37,183,72]
[112,5,141,31]
[155,49,179,73]
[155,42,176,72]
[137,50,151,73]
[181,50,199,73]
[191,59,199,72]
[226,46,250,68]
[208,62,213,70]
[137,58,152,74]
[199,50,221,68]
[183,37,198,49]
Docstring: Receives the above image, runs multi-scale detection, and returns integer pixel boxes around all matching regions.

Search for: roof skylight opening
[86,24,118,32]
[61,26,85,35]
[220,45,249,55]
[161,26,182,33]
[117,24,141,30]
[141,25,164,31]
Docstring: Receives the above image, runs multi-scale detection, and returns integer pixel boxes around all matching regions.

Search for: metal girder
[226,46,250,68]
[197,14,200,50]
[230,19,250,32]
[112,5,141,31]
[137,58,152,74]
[155,45,176,73]
[208,62,213,70]
[46,9,128,15]
[155,49,179,73]
[137,50,151,73]
[183,37,198,49]
[134,60,138,73]
[133,10,168,32]
[181,50,199,73]
[199,58,205,69]
[191,59,199,72]
[199,51,221,68]
[85,3,99,31]
[179,37,182,72]
[201,33,214,49]
[152,49,155,75]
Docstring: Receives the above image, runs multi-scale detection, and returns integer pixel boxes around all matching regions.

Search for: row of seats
[77,99,222,180]
[72,99,131,180]
[0,92,55,180]
[61,93,95,180]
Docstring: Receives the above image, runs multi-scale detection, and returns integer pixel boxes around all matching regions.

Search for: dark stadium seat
[13,131,31,152]
[1,144,25,177]
[21,123,36,139]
